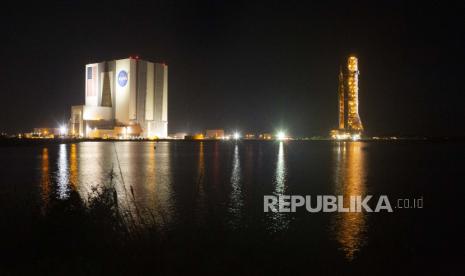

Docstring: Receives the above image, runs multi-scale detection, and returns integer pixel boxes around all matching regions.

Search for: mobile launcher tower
[330,56,364,140]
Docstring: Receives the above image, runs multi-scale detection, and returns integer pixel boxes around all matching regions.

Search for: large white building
[70,57,168,138]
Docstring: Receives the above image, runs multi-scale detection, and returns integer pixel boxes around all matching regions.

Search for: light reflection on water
[39,142,175,225]
[193,142,207,225]
[268,141,291,232]
[38,141,368,255]
[332,142,368,261]
[69,144,78,191]
[146,142,173,225]
[275,142,286,194]
[78,142,107,198]
[111,142,174,225]
[40,148,50,210]
[228,144,243,227]
[19,140,456,269]
[57,144,70,199]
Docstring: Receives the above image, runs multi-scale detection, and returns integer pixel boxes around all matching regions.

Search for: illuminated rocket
[338,56,363,132]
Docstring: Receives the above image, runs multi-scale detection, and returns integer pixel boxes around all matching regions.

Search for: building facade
[70,57,168,138]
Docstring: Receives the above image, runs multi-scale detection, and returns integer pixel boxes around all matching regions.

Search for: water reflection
[147,143,156,193]
[69,144,78,191]
[146,142,174,225]
[73,142,175,225]
[57,144,69,199]
[269,141,290,231]
[78,142,106,198]
[195,142,207,224]
[243,143,254,203]
[212,142,220,186]
[197,142,205,183]
[40,148,51,210]
[229,144,243,226]
[332,142,368,261]
[118,142,139,212]
[275,142,286,194]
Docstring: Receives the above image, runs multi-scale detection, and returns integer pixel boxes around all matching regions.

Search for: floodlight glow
[352,134,361,141]
[59,125,67,136]
[336,133,350,140]
[233,132,240,140]
[276,131,286,140]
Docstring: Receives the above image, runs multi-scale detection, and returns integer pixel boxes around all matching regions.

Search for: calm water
[0,141,463,273]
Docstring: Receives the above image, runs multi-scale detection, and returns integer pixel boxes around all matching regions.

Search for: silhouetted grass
[0,169,272,275]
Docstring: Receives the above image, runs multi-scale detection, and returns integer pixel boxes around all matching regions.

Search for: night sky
[1,1,464,137]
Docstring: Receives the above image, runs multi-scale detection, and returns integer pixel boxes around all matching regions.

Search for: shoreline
[0,137,463,147]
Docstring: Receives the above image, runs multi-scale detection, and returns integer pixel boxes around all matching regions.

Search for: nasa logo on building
[118,70,128,87]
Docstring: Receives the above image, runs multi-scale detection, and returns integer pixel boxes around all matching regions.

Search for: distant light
[59,125,67,136]
[276,131,286,140]
[233,132,240,140]
[334,133,351,140]
[352,134,361,141]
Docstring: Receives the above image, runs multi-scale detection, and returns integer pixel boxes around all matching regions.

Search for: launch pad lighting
[59,125,67,136]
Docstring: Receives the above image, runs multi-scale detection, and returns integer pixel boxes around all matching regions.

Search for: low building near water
[205,129,224,139]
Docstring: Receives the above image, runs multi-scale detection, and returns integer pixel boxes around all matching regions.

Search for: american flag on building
[86,66,97,97]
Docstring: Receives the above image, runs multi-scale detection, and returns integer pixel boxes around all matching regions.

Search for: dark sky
[1,0,464,136]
